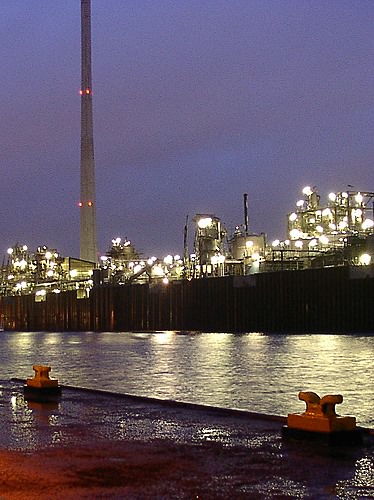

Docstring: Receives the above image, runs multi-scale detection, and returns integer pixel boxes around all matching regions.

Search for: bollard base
[282,425,363,446]
[23,385,62,403]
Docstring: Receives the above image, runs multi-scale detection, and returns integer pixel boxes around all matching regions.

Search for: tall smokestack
[80,0,97,263]
[243,193,249,234]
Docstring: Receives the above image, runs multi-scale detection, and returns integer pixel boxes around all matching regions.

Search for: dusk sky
[1,1,374,259]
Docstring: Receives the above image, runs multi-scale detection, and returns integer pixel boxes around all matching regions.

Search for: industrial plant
[0,1,373,333]
[1,185,373,299]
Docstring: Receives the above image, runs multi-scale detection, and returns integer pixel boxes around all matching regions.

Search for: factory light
[198,217,212,229]
[212,254,225,265]
[302,186,313,196]
[359,254,371,265]
[329,192,336,202]
[290,228,301,239]
[319,235,329,245]
[362,219,374,230]
[152,266,164,277]
[164,255,173,265]
[355,192,363,204]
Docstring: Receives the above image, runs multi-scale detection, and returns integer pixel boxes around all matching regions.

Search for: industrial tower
[80,0,97,263]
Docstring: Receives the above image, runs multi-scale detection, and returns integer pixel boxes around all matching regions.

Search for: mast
[243,193,249,234]
[80,0,97,263]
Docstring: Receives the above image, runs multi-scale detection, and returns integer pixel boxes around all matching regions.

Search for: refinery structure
[1,186,373,298]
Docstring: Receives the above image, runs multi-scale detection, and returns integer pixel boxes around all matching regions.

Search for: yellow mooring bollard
[282,391,363,445]
[24,365,61,401]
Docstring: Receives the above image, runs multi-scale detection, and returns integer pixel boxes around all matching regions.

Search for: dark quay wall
[1,266,373,333]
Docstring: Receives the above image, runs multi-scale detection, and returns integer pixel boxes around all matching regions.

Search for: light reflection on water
[0,331,373,427]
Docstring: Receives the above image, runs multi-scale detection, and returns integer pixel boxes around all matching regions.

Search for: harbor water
[0,331,372,428]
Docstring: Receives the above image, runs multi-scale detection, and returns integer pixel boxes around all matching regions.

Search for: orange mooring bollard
[282,391,362,445]
[26,365,59,389]
[24,365,61,401]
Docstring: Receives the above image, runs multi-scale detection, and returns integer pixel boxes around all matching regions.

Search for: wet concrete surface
[0,379,373,499]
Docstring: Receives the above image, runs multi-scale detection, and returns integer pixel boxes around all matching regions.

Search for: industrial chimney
[80,0,97,263]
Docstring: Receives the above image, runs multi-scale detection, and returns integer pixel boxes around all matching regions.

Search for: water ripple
[0,331,372,427]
